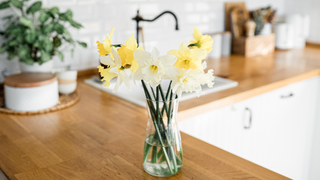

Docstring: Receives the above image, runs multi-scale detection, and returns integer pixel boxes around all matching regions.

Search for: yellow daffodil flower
[167,42,207,70]
[98,47,131,91]
[118,35,144,73]
[188,27,213,53]
[96,27,115,56]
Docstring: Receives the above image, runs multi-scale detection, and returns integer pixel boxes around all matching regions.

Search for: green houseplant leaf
[49,7,59,14]
[43,23,53,33]
[40,50,51,63]
[53,36,61,47]
[25,29,36,43]
[17,45,30,59]
[69,19,83,29]
[77,41,87,48]
[19,17,33,27]
[53,22,64,34]
[0,1,10,9]
[9,0,23,10]
[55,50,63,61]
[39,11,49,23]
[26,1,42,14]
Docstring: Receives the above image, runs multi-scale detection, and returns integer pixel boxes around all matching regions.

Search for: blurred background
[0,0,319,83]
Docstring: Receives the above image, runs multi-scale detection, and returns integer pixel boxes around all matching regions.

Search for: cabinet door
[237,76,319,180]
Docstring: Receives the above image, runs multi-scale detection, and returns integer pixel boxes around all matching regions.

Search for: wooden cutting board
[230,6,249,37]
[225,2,249,35]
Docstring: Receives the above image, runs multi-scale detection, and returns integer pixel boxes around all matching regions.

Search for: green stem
[143,143,152,163]
[141,80,174,174]
[151,146,158,163]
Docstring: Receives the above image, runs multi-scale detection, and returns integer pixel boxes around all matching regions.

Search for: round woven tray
[0,88,79,115]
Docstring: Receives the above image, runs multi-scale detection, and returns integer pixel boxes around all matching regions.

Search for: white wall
[0,0,287,82]
[284,0,320,44]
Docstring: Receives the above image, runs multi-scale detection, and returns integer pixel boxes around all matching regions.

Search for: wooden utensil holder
[232,33,275,57]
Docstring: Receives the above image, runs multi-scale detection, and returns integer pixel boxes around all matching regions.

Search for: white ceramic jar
[4,73,59,112]
[56,70,78,94]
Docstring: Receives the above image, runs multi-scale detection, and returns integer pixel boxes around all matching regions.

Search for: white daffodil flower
[198,61,214,88]
[133,47,177,88]
[168,67,203,97]
[100,47,131,92]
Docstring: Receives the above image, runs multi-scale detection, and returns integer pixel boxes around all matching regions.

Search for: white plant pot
[20,60,54,73]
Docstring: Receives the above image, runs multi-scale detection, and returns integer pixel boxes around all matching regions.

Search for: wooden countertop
[178,46,320,120]
[2,47,320,180]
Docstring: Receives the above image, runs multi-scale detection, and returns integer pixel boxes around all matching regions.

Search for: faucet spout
[132,10,179,45]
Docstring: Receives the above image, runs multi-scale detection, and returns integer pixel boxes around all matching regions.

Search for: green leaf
[53,36,61,47]
[8,51,16,59]
[40,50,51,62]
[23,58,34,65]
[42,38,53,52]
[49,7,59,14]
[5,26,23,35]
[33,40,40,48]
[8,40,18,46]
[26,1,41,14]
[65,9,72,19]
[19,17,33,27]
[25,29,36,43]
[69,19,83,29]
[18,45,29,59]
[9,0,22,10]
[39,11,49,23]
[59,13,68,21]
[63,28,71,39]
[55,50,63,61]
[43,23,53,33]
[0,46,7,53]
[77,41,87,48]
[0,1,10,9]
[53,22,64,34]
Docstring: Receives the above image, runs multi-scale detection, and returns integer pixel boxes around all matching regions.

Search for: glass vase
[143,96,183,177]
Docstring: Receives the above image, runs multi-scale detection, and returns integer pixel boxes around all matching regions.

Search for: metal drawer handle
[281,93,294,99]
[244,107,252,129]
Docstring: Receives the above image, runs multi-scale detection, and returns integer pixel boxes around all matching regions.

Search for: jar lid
[4,73,57,88]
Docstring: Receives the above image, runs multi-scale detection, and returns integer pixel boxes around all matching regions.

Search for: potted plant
[0,0,87,72]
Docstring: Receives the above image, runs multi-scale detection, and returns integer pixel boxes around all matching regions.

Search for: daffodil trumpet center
[183,77,188,83]
[150,65,158,72]
[124,64,132,69]
[183,60,190,65]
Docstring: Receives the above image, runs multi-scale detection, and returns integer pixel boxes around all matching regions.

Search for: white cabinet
[178,76,320,180]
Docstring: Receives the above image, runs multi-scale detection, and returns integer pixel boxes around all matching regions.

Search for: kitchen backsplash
[0,0,304,83]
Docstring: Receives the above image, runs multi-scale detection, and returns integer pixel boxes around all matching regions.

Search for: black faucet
[132,10,179,45]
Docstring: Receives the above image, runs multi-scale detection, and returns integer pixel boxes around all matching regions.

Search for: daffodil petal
[133,50,151,67]
[100,55,115,66]
[160,55,177,67]
[133,68,143,81]
[113,78,122,92]
[179,42,191,57]
[193,27,202,41]
[112,47,122,67]
[190,49,207,61]
[151,47,160,62]
[121,71,131,91]
[202,61,207,70]
[167,49,181,59]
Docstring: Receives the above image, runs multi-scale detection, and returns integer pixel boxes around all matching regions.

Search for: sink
[84,76,238,108]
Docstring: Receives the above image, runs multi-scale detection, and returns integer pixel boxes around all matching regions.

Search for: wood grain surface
[4,73,57,88]
[2,47,319,180]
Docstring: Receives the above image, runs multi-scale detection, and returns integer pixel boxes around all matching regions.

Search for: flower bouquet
[96,27,214,177]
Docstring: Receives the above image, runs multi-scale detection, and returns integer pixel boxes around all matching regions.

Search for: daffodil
[96,27,115,56]
[167,67,203,97]
[133,47,177,88]
[118,35,144,73]
[188,27,213,53]
[167,42,207,70]
[98,47,131,92]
